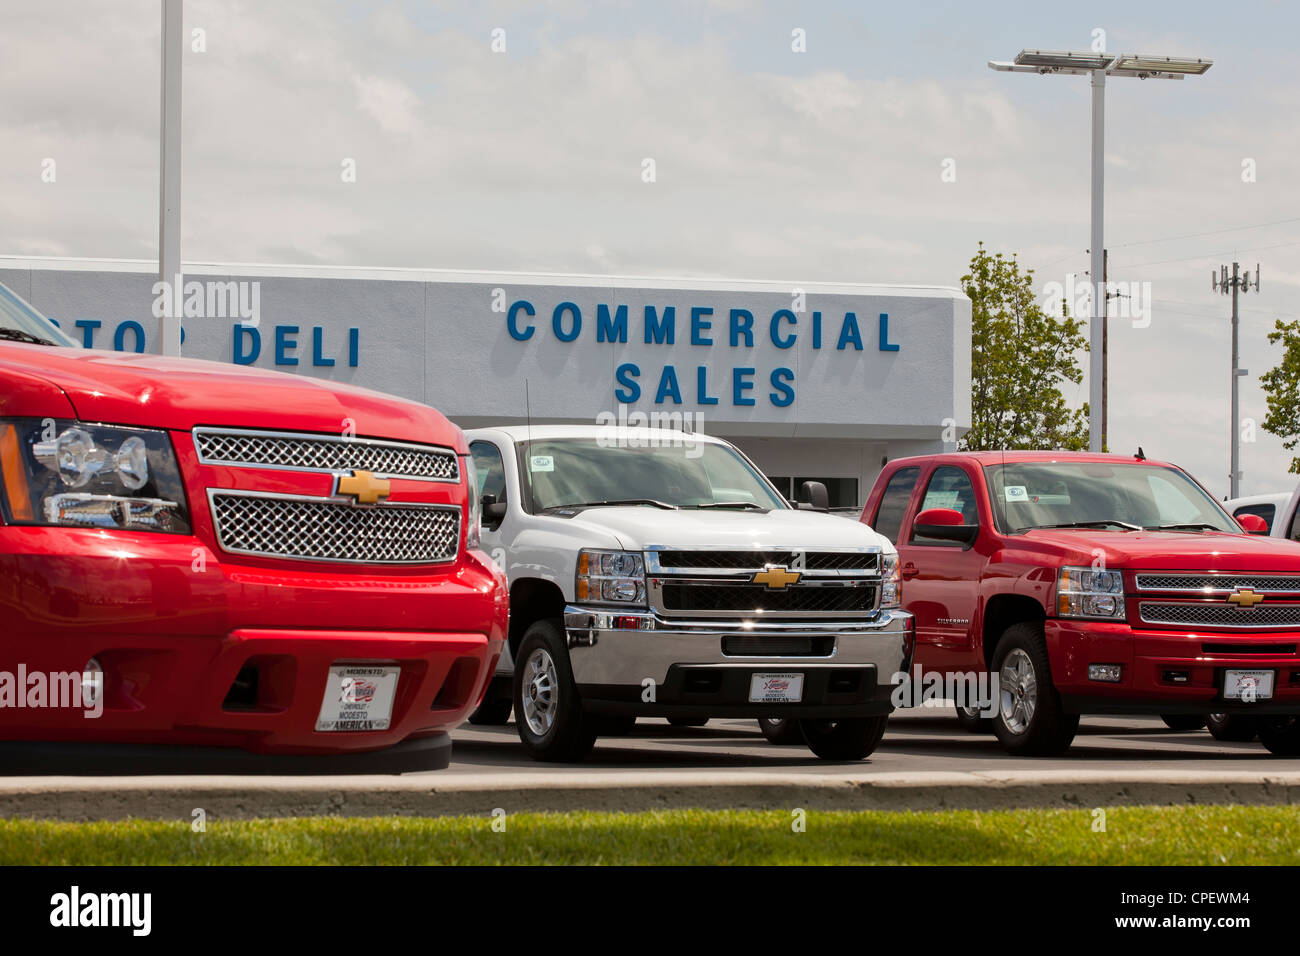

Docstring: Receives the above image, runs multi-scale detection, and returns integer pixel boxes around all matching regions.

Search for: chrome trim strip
[1134,573,1300,594]
[643,543,883,578]
[206,488,461,565]
[192,426,461,483]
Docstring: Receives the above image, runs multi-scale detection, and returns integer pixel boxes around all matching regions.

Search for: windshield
[984,461,1239,534]
[520,438,789,512]
[0,282,78,347]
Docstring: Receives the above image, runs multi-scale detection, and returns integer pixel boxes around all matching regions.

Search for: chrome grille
[209,491,459,564]
[194,428,458,481]
[662,582,877,614]
[655,550,878,572]
[1136,574,1300,592]
[1139,602,1300,629]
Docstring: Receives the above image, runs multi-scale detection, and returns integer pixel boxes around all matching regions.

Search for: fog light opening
[1087,663,1123,683]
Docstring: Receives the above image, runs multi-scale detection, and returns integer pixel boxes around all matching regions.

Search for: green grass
[1,805,1296,865]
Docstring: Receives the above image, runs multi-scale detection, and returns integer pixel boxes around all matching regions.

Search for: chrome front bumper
[562,604,914,688]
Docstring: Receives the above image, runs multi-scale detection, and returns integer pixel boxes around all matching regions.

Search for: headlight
[576,549,646,605]
[464,453,481,549]
[1057,566,1125,619]
[881,553,901,609]
[0,419,189,533]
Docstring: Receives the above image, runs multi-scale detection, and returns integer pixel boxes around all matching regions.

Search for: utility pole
[1102,249,1108,453]
[1101,248,1129,455]
[1214,262,1260,498]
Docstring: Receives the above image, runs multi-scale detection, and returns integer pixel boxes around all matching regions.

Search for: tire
[513,619,597,762]
[1258,716,1300,756]
[668,717,708,728]
[990,621,1079,756]
[955,702,994,733]
[467,698,512,726]
[758,716,803,744]
[1206,712,1259,742]
[1160,714,1207,732]
[797,716,889,760]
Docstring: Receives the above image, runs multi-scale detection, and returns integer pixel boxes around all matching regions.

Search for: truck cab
[863,450,1300,757]
[465,424,913,761]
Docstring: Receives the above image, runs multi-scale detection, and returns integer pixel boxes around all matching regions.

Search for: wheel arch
[508,577,568,661]
[980,594,1047,670]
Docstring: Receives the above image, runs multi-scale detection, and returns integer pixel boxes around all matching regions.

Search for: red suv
[0,283,507,768]
[862,450,1300,756]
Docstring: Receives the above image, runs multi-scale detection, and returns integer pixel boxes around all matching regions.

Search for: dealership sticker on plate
[316,665,400,731]
[749,672,805,703]
[529,455,554,472]
[1004,485,1028,502]
[1223,668,1274,700]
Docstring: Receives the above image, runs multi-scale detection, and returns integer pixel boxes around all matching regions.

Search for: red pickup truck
[861,450,1300,757]
[0,282,507,769]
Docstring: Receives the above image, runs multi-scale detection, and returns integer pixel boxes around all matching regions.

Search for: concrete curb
[2,769,1299,820]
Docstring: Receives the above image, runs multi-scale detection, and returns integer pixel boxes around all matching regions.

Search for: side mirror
[796,480,830,511]
[914,507,979,547]
[1236,513,1268,535]
[481,493,508,525]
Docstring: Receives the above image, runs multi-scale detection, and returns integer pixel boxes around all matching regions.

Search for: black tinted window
[471,441,507,502]
[1234,503,1276,531]
[872,467,919,543]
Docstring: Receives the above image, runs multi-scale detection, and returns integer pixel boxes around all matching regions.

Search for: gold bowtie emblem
[335,470,391,505]
[1227,589,1264,608]
[752,566,801,589]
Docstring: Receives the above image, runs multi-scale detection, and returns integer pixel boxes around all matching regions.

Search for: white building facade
[0,259,972,509]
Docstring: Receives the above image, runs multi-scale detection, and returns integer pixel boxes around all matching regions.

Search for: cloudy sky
[2,0,1298,499]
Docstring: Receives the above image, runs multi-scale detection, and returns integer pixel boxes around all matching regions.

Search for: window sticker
[1004,485,1029,502]
[529,455,554,472]
[923,490,960,510]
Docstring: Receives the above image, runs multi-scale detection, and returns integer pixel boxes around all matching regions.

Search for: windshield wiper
[0,328,57,346]
[546,498,679,511]
[1145,523,1223,532]
[694,501,766,511]
[1034,520,1144,532]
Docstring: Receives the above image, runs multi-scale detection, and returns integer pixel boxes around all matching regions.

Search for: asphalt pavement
[3,708,1299,821]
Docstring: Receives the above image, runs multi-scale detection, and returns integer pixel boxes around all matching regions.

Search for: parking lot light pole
[158,0,183,357]
[988,50,1212,453]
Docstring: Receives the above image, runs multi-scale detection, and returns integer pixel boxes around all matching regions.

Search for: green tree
[961,243,1090,451]
[1259,319,1300,473]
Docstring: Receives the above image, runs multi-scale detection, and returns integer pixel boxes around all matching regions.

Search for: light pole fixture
[988,49,1212,453]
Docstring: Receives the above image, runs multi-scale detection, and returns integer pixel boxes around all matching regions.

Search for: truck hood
[0,342,462,449]
[565,506,893,553]
[1019,527,1300,570]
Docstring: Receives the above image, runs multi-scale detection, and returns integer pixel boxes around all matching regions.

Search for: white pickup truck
[463,424,913,761]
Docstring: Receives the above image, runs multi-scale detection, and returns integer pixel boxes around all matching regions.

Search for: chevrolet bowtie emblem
[1227,588,1264,608]
[335,470,391,505]
[752,566,801,589]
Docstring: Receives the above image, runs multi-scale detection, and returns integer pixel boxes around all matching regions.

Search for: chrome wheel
[999,648,1038,735]
[521,647,559,737]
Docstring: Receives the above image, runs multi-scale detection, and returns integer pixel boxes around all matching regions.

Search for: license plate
[1223,669,1275,701]
[316,665,400,731]
[749,672,804,703]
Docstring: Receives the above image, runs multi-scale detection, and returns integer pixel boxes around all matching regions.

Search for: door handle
[901,562,919,580]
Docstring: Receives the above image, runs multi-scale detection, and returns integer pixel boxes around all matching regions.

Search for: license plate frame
[1222,668,1275,701]
[748,672,805,703]
[315,664,400,731]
